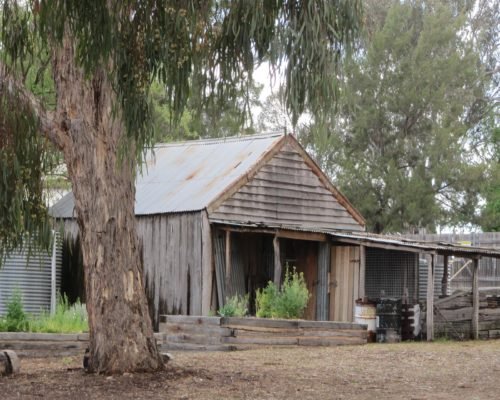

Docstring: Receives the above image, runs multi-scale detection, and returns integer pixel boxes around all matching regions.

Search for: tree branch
[0,62,67,151]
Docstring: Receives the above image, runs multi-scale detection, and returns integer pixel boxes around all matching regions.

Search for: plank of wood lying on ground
[297,321,366,330]
[164,323,232,337]
[298,336,366,346]
[0,333,81,341]
[0,340,87,351]
[166,333,223,346]
[224,325,298,335]
[299,329,367,339]
[162,342,237,352]
[221,317,299,329]
[222,336,299,346]
[161,315,221,326]
[11,349,85,358]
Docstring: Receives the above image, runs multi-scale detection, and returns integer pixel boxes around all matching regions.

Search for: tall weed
[255,266,310,319]
[0,289,29,332]
[0,292,88,333]
[218,294,248,317]
[29,294,88,333]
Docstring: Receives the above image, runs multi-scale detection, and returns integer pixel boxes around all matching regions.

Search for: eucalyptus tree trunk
[52,37,163,373]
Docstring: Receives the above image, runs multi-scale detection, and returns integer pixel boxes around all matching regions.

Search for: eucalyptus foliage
[0,0,363,256]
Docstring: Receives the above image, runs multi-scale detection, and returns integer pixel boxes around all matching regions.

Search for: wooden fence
[160,315,367,351]
[405,232,500,291]
[426,289,500,340]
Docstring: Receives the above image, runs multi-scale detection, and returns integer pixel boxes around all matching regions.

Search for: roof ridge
[151,132,284,148]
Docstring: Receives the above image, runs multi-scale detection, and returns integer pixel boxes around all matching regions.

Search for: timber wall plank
[210,142,363,231]
[139,213,205,327]
[159,315,367,350]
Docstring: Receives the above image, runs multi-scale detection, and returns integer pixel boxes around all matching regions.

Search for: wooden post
[273,236,282,287]
[426,254,435,341]
[201,213,213,315]
[413,254,419,304]
[50,231,57,315]
[225,230,231,301]
[442,255,449,297]
[358,245,366,299]
[472,257,479,340]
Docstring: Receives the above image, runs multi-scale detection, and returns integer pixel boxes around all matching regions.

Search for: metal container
[0,235,62,316]
[355,301,376,342]
[376,299,402,342]
[376,299,402,330]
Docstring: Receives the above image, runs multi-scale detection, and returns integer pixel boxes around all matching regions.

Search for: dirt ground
[1,340,499,399]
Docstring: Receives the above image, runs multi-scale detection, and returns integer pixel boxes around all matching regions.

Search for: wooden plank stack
[430,289,500,339]
[160,315,367,351]
[0,333,89,357]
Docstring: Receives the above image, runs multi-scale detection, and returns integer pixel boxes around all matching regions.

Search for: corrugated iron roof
[326,231,500,258]
[50,133,283,218]
[209,219,500,258]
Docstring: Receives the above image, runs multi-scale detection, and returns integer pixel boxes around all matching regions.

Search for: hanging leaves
[0,0,363,255]
[0,73,55,261]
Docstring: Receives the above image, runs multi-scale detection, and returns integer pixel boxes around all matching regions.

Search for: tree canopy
[0,0,363,373]
[301,0,499,233]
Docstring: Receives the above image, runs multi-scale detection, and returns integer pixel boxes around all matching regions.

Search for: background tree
[302,0,498,233]
[0,1,363,373]
[481,127,500,231]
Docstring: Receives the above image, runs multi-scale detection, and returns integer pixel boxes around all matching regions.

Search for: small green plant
[218,293,248,317]
[255,282,278,318]
[28,294,88,333]
[1,289,29,332]
[272,268,310,319]
[255,266,310,319]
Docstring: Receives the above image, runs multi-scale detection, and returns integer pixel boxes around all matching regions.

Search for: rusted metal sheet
[50,134,283,218]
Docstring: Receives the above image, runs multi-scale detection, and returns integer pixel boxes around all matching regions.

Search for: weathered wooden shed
[50,133,368,326]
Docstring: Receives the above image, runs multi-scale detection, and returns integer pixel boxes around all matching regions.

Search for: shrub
[218,294,248,317]
[272,268,310,319]
[255,267,310,319]
[255,282,278,318]
[1,289,29,332]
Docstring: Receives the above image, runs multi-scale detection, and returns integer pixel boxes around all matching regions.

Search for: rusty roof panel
[50,134,283,218]
[208,220,500,259]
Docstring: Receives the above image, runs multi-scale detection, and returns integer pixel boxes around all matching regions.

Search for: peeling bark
[50,37,163,373]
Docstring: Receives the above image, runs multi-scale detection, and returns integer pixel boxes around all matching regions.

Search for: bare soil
[1,340,500,399]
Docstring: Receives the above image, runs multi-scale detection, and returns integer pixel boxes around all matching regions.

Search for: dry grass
[1,340,499,399]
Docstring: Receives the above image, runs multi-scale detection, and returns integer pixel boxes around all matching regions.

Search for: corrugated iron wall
[365,248,417,301]
[316,242,330,321]
[0,234,62,315]
[212,230,247,306]
[418,259,447,301]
